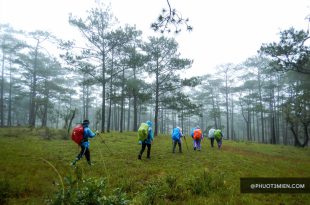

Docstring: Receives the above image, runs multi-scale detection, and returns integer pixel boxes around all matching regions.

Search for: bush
[0,127,30,138]
[37,128,68,140]
[141,179,166,205]
[186,170,227,196]
[164,175,188,201]
[165,175,177,190]
[47,174,130,205]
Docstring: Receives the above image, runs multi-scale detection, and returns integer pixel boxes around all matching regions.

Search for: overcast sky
[1,0,310,75]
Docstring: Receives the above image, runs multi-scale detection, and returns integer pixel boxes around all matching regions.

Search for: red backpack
[193,129,202,140]
[71,124,84,144]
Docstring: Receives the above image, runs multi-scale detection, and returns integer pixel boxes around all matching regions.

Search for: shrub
[186,170,228,196]
[186,170,212,196]
[47,174,130,205]
[164,175,189,201]
[141,179,166,205]
[165,175,177,190]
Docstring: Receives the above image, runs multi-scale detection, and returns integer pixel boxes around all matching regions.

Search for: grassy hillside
[0,127,309,205]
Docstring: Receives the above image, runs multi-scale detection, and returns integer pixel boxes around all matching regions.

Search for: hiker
[214,129,223,149]
[138,120,154,160]
[191,126,203,151]
[71,120,97,166]
[171,127,184,153]
[208,128,216,147]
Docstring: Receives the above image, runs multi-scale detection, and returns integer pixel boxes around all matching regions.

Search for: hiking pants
[172,139,182,153]
[210,138,215,147]
[211,138,222,148]
[139,142,151,158]
[76,144,91,163]
[216,138,222,148]
[193,139,201,150]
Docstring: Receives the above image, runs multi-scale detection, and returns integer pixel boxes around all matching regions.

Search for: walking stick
[183,135,189,151]
[97,133,113,154]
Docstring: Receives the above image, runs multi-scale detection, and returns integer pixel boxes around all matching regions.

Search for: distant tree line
[0,5,309,147]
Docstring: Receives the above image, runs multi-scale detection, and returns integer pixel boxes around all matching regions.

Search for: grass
[0,127,309,204]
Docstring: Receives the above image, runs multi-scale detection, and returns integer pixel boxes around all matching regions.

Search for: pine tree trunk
[127,97,131,131]
[0,46,4,127]
[7,58,12,126]
[29,43,39,127]
[258,70,265,143]
[120,66,125,133]
[154,60,160,136]
[41,80,49,127]
[101,51,106,132]
[225,74,229,139]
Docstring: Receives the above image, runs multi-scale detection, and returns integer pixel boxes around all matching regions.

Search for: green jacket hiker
[138,120,153,160]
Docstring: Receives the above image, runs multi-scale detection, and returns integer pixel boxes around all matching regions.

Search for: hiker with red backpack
[71,120,98,166]
[138,120,153,160]
[191,126,203,151]
[171,127,184,153]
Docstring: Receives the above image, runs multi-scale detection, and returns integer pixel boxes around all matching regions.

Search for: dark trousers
[211,138,215,147]
[172,140,182,153]
[76,145,91,162]
[139,142,151,158]
[211,138,222,148]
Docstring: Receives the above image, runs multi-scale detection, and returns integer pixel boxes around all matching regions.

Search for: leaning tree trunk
[66,109,76,139]
[289,122,309,147]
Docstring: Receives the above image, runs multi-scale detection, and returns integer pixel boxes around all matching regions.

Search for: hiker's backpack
[208,128,215,138]
[71,124,84,144]
[138,123,149,142]
[193,129,202,140]
[214,129,222,140]
[172,127,181,140]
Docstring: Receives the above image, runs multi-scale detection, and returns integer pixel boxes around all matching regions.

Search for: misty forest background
[0,4,309,147]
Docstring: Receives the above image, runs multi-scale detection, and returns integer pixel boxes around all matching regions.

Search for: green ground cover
[0,128,309,204]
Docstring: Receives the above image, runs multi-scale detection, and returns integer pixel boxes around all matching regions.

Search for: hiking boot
[87,161,92,166]
[147,156,151,160]
[138,155,142,160]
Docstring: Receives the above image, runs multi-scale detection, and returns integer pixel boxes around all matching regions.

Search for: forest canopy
[0,4,309,147]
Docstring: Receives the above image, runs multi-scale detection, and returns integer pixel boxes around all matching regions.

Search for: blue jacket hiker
[138,121,154,160]
[72,120,97,166]
[172,127,184,153]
